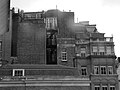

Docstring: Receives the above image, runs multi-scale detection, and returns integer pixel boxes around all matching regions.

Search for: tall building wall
[1,10,12,64]
[17,20,46,64]
[0,0,11,64]
[0,0,10,35]
[2,31,12,63]
[58,11,75,38]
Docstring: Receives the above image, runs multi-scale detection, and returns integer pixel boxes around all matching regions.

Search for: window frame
[106,46,112,55]
[94,66,99,75]
[92,46,98,55]
[46,17,57,29]
[61,51,67,61]
[0,61,2,67]
[110,85,115,90]
[80,47,86,57]
[108,66,113,74]
[0,41,2,51]
[99,46,105,55]
[99,52,105,55]
[102,85,108,90]
[94,85,100,90]
[81,53,86,57]
[13,69,25,76]
[100,66,107,75]
[99,46,105,52]
[93,46,98,52]
[81,66,87,76]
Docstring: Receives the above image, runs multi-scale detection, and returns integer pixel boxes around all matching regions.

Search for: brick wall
[25,69,77,76]
[0,86,90,90]
[0,87,24,90]
[17,20,46,64]
[57,38,75,67]
[91,75,119,90]
[0,69,12,76]
[57,12,75,38]
[2,27,12,62]
[77,58,91,75]
[26,86,89,90]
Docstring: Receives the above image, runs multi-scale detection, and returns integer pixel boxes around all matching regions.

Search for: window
[81,47,86,57]
[99,46,105,55]
[92,38,97,41]
[36,13,42,19]
[93,52,98,55]
[93,46,98,55]
[24,14,32,19]
[100,66,106,74]
[0,61,2,67]
[75,46,80,56]
[102,85,108,90]
[0,42,1,50]
[94,66,99,74]
[106,46,111,55]
[13,69,25,76]
[93,46,98,52]
[61,49,67,61]
[81,66,87,75]
[110,85,115,90]
[81,53,86,57]
[106,38,111,42]
[99,52,105,55]
[108,66,113,74]
[95,85,100,90]
[46,17,57,29]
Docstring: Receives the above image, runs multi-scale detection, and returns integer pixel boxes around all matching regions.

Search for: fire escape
[46,17,58,64]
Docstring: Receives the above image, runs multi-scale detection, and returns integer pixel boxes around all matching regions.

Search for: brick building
[0,6,119,90]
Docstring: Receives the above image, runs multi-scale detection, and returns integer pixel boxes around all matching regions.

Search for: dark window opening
[46,33,57,65]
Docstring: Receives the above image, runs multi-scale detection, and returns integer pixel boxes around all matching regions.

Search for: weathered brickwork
[17,21,46,64]
[0,86,89,90]
[0,9,119,90]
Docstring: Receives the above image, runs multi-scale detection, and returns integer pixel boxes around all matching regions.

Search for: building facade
[0,7,119,90]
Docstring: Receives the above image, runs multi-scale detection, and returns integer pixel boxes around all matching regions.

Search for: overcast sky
[11,0,120,57]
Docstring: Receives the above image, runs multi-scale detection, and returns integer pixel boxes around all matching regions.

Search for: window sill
[61,60,67,62]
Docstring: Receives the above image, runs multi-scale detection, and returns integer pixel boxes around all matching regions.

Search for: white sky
[11,0,120,57]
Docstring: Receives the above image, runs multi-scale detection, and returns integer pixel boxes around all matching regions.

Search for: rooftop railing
[90,37,113,42]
